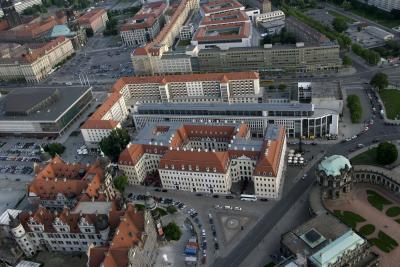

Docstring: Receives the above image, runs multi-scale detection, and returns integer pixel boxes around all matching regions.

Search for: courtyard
[325,184,400,267]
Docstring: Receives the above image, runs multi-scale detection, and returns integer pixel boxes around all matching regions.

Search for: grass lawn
[177,39,191,47]
[328,10,356,23]
[135,204,145,211]
[370,231,399,253]
[367,190,393,211]
[333,210,366,228]
[379,90,400,120]
[350,148,380,166]
[386,206,400,217]
[348,8,400,28]
[359,224,376,236]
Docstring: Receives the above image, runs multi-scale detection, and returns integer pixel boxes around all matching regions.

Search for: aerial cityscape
[0,0,399,266]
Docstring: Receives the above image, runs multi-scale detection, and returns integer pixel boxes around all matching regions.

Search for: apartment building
[0,37,74,83]
[359,0,400,12]
[192,9,252,50]
[27,156,117,209]
[111,71,261,105]
[0,86,93,137]
[81,92,129,147]
[120,2,167,46]
[117,122,286,198]
[78,8,108,33]
[0,0,42,17]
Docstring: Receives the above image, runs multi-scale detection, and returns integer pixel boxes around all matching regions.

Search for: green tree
[86,28,94,37]
[377,142,398,165]
[338,34,352,49]
[268,85,275,90]
[114,175,128,193]
[370,72,389,92]
[166,205,177,214]
[278,83,287,91]
[99,128,131,162]
[43,143,65,157]
[164,222,182,241]
[342,55,352,66]
[347,94,362,123]
[341,1,352,9]
[332,17,348,33]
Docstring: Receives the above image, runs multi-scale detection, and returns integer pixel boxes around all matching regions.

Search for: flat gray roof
[0,86,92,122]
[135,102,314,112]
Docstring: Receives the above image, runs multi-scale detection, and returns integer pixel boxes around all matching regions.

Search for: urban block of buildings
[0,36,74,83]
[118,122,286,198]
[0,85,93,137]
[81,73,343,147]
[192,8,252,50]
[27,156,117,209]
[200,0,244,17]
[254,10,285,35]
[285,16,330,45]
[120,1,167,46]
[77,8,108,33]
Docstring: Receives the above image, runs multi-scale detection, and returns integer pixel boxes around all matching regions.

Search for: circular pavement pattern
[225,217,240,229]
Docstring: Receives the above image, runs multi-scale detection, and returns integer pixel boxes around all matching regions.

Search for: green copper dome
[318,155,351,176]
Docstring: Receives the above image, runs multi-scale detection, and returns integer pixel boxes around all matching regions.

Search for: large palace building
[117,122,286,199]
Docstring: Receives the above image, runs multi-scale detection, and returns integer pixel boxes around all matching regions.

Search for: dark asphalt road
[211,109,400,267]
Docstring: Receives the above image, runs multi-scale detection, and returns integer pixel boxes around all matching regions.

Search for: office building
[254,10,285,35]
[118,122,286,198]
[132,101,339,138]
[196,43,341,73]
[0,86,92,137]
[239,0,271,13]
[120,2,167,46]
[0,37,74,83]
[78,8,108,33]
[27,156,117,209]
[133,40,341,75]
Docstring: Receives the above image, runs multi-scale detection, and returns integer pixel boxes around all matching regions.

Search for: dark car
[212,195,219,198]
[128,193,133,198]
[196,193,203,196]
[214,243,219,250]
[162,189,168,192]
[260,198,268,202]
[154,188,161,192]
[225,195,234,199]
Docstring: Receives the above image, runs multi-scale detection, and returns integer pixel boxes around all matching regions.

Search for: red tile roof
[78,8,107,25]
[111,72,259,92]
[201,0,243,15]
[254,127,285,177]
